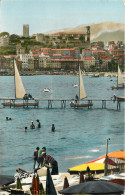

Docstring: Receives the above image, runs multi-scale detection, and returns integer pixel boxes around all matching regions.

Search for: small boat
[117,96,125,102]
[73,84,78,88]
[111,65,125,90]
[70,66,93,108]
[2,61,38,107]
[43,88,50,92]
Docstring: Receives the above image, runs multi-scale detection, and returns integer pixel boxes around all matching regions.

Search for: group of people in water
[24,120,55,132]
[24,120,41,132]
[6,117,12,121]
[34,146,58,175]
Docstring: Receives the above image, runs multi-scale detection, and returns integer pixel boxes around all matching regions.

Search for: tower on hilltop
[23,24,29,37]
[86,26,90,42]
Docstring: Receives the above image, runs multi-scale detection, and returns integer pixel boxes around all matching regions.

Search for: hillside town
[0,24,124,75]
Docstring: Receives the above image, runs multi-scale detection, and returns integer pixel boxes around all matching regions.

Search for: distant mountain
[56,22,124,43]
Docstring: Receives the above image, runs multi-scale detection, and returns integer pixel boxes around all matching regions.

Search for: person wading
[33,147,39,169]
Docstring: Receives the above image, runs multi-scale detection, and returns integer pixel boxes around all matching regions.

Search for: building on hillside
[23,24,29,37]
[19,54,33,70]
[82,57,95,71]
[113,54,124,66]
[91,41,104,49]
[108,49,124,56]
[82,49,92,57]
[92,50,107,60]
[0,55,5,70]
[51,48,80,58]
[50,59,83,70]
[100,56,112,71]
[34,26,91,49]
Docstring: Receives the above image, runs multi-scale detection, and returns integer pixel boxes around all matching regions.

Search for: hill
[56,22,124,43]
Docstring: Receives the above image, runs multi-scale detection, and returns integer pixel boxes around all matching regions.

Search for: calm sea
[0,75,124,175]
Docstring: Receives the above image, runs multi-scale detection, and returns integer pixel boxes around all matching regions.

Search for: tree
[0,32,9,37]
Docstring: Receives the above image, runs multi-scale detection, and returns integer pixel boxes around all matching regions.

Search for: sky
[0,0,124,35]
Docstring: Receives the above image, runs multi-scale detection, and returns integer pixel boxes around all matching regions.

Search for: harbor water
[0,75,124,175]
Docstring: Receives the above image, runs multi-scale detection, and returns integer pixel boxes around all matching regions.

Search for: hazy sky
[0,0,124,35]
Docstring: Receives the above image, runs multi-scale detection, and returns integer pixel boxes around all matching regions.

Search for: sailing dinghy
[2,61,38,107]
[111,65,125,90]
[70,66,93,108]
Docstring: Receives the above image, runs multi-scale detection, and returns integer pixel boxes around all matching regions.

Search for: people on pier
[36,120,41,128]
[28,94,32,99]
[113,94,116,101]
[23,94,28,100]
[30,121,35,129]
[33,147,40,169]
[41,152,59,175]
[51,124,55,132]
[75,94,79,103]
[24,127,27,132]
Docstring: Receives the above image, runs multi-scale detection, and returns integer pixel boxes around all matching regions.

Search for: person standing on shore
[33,147,40,169]
[42,152,59,175]
[38,147,46,167]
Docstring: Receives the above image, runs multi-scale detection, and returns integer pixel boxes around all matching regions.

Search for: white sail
[79,66,87,100]
[118,65,124,85]
[14,61,26,98]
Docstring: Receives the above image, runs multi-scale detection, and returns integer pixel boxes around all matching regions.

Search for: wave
[64,155,93,160]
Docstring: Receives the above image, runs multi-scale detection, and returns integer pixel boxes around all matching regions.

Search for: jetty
[0,97,124,110]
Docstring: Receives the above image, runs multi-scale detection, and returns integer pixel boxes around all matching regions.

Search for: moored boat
[111,65,125,90]
[116,96,125,102]
[2,61,38,107]
[70,66,93,108]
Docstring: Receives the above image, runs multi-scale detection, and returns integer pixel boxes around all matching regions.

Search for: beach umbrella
[16,177,22,189]
[58,180,124,194]
[79,172,84,183]
[39,182,45,195]
[46,168,57,195]
[69,162,105,174]
[0,175,14,186]
[32,175,37,195]
[36,174,45,195]
[99,150,125,160]
[63,176,69,189]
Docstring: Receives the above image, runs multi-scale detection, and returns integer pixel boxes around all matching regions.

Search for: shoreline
[0,71,118,77]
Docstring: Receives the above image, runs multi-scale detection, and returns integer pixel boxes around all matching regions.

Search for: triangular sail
[79,66,87,100]
[118,65,124,85]
[14,61,26,98]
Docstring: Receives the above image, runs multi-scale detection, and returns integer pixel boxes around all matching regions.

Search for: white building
[19,54,33,70]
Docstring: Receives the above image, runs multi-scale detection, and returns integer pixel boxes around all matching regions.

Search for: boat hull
[111,86,125,90]
[117,97,125,102]
[2,100,39,107]
[70,101,93,107]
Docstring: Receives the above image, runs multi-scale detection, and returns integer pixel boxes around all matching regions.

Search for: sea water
[0,75,124,175]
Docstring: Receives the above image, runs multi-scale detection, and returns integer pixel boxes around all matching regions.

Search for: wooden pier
[0,97,124,110]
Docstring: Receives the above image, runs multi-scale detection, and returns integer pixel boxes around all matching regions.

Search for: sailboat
[111,65,125,90]
[70,66,93,108]
[2,61,38,107]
